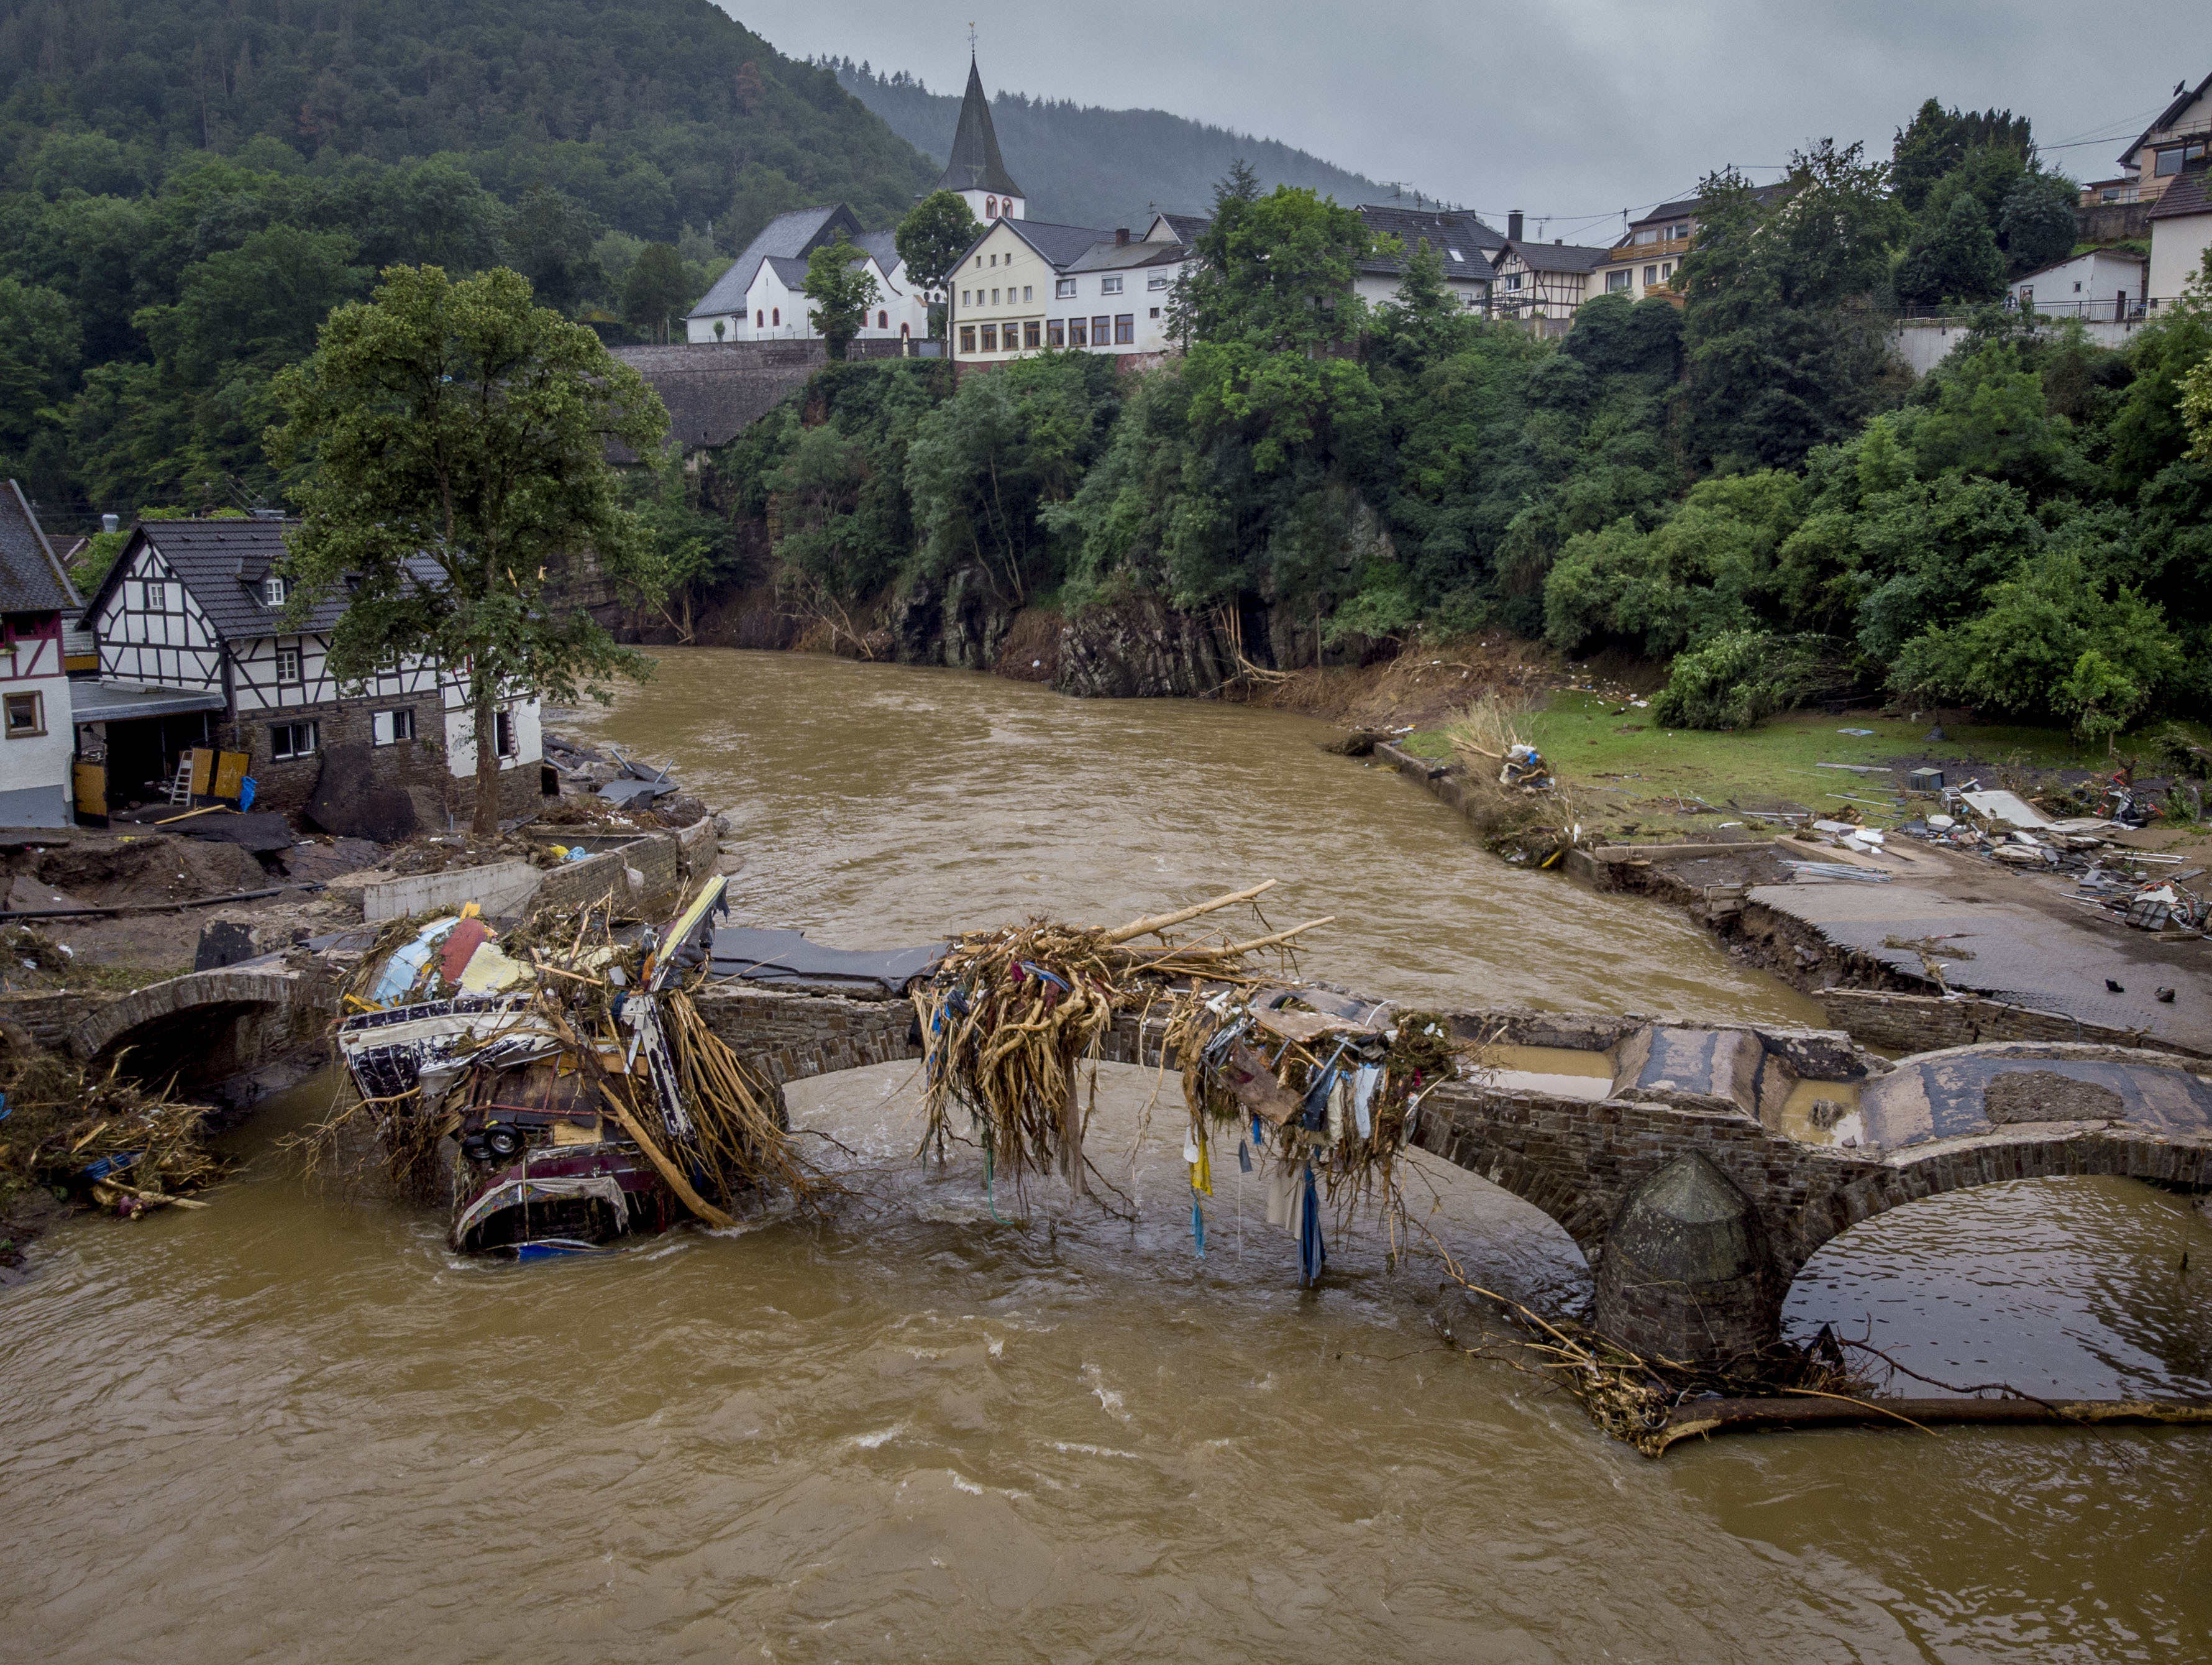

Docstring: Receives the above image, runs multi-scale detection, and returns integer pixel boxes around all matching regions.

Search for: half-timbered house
[0,480,82,827]
[81,517,544,827]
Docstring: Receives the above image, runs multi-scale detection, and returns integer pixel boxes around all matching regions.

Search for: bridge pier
[1591,1151,1783,1370]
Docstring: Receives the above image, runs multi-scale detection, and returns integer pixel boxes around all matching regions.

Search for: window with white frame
[372,708,415,746]
[1056,277,1076,298]
[1148,273,1169,290]
[142,579,166,610]
[270,720,318,760]
[262,574,287,606]
[275,645,303,683]
[1022,285,1033,302]
[1100,275,1123,295]
[1607,269,1631,292]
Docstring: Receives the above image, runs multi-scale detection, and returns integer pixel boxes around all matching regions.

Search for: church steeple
[935,54,1025,221]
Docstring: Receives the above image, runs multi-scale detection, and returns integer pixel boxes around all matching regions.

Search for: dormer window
[263,575,288,606]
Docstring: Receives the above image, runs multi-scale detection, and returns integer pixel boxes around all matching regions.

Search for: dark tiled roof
[1064,238,1190,273]
[762,255,814,287]
[0,479,78,614]
[1151,213,1210,243]
[2122,74,2212,168]
[1355,206,1502,282]
[1622,182,1784,234]
[1505,238,1612,273]
[688,204,867,320]
[2149,160,2212,220]
[974,218,1120,271]
[936,58,1024,200]
[853,230,902,274]
[85,518,447,643]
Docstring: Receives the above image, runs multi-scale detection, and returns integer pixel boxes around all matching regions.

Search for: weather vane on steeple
[969,22,977,57]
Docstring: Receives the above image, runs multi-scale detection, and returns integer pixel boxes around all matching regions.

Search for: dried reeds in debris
[0,1043,223,1218]
[915,883,1329,1202]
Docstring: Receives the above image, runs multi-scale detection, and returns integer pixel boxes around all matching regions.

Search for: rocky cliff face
[1053,597,1228,699]
[892,567,1022,671]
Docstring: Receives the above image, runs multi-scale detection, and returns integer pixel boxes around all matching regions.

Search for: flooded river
[6,648,2209,1661]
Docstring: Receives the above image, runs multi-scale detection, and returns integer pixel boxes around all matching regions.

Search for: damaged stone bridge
[692,982,2212,1366]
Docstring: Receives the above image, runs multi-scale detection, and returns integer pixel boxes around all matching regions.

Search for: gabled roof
[963,216,1120,273]
[1354,206,1502,283]
[1064,237,1190,273]
[0,480,80,615]
[2149,158,2212,220]
[936,57,1024,200]
[2012,247,2146,283]
[1622,183,1785,236]
[85,518,444,643]
[853,231,902,277]
[1502,239,1611,274]
[2121,73,2212,168]
[85,518,337,640]
[1148,212,1209,244]
[688,204,867,320]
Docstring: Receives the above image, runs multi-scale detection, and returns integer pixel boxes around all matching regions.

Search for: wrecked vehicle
[331,878,814,1257]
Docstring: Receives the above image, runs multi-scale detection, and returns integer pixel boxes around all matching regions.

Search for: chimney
[1115,226,1129,245]
[1554,237,1563,245]
[1507,210,1523,241]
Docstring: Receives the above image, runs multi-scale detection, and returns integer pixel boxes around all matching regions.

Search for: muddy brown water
[6,648,2210,1661]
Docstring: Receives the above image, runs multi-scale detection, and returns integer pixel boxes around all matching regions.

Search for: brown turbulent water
[6,648,2210,1663]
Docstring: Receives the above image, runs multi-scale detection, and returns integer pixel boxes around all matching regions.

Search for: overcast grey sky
[724,0,2207,235]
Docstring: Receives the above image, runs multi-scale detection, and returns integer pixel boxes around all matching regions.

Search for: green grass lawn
[1403,693,2204,842]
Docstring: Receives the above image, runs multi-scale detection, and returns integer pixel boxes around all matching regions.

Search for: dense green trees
[801,233,879,362]
[894,192,981,340]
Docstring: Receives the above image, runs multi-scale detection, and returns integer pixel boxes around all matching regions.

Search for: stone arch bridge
[688,981,2212,1366]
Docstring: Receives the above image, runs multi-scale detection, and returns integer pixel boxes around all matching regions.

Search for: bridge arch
[71,966,325,1104]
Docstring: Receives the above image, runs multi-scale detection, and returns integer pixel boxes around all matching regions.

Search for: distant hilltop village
[677,58,2212,375]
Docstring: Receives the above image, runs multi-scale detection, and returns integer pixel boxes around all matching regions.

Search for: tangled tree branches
[0,1043,224,1221]
[915,882,1332,1203]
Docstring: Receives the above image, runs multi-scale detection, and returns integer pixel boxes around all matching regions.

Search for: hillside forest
[828,58,1401,233]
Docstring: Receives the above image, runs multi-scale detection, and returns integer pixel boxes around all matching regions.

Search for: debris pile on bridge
[915,881,1473,1278]
[0,1041,224,1219]
[916,882,1325,1201]
[315,876,827,1254]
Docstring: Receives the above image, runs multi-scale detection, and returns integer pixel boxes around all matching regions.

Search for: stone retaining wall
[1817,988,2195,1058]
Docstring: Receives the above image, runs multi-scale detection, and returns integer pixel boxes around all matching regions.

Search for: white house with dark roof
[1593,186,1784,306]
[0,480,82,827]
[949,216,1193,365]
[78,517,542,828]
[1351,204,1502,314]
[1492,226,1614,332]
[684,206,928,345]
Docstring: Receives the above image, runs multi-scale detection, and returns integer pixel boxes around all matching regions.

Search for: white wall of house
[1,615,73,827]
[1352,273,1490,312]
[93,543,224,689]
[2010,250,2147,318]
[949,221,1189,365]
[2149,211,2212,304]
[690,254,929,344]
[441,682,544,781]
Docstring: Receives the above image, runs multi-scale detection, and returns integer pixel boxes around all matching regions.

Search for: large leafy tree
[1890,101,2034,213]
[268,265,671,839]
[623,242,690,342]
[503,187,605,314]
[895,191,982,339]
[1896,193,2008,305]
[802,232,880,361]
[1678,142,1910,472]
